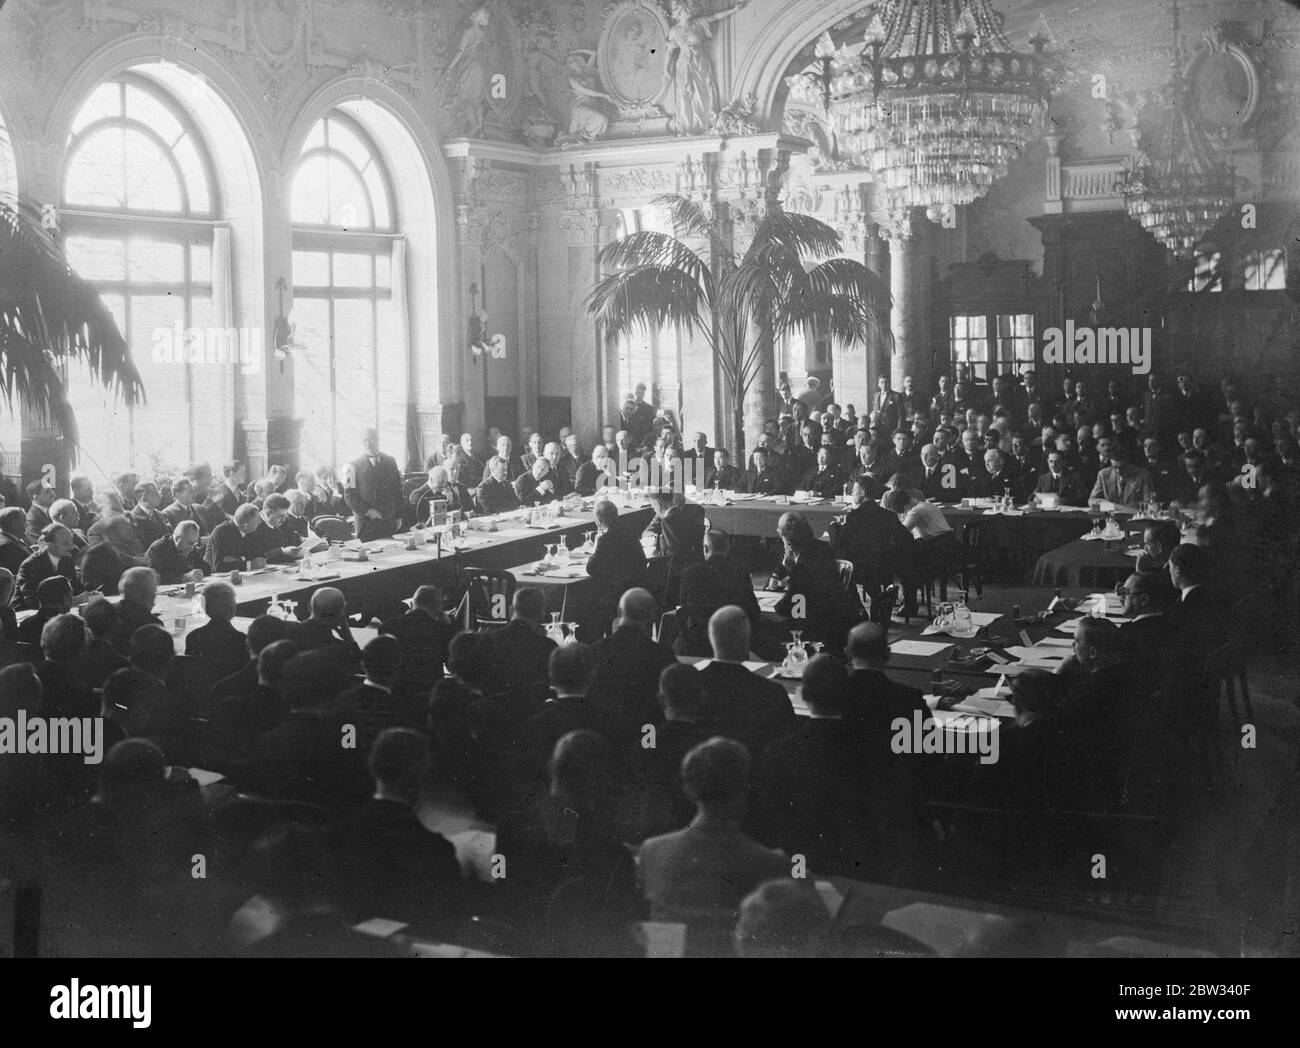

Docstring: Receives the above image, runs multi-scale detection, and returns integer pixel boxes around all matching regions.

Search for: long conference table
[96,493,1118,655]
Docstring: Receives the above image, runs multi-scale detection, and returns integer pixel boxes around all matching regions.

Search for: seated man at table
[697,606,796,756]
[644,492,706,561]
[917,443,959,502]
[185,580,249,666]
[109,567,164,656]
[637,737,792,958]
[830,484,914,623]
[476,457,522,516]
[1089,441,1154,508]
[575,445,614,497]
[15,524,84,610]
[680,530,760,625]
[971,449,1025,501]
[1134,519,1181,575]
[477,587,557,723]
[104,626,193,762]
[289,587,361,660]
[146,521,209,585]
[586,499,647,631]
[704,448,742,491]
[411,464,474,522]
[751,655,883,877]
[843,622,932,738]
[206,504,260,572]
[771,513,861,650]
[797,447,845,499]
[966,669,1073,811]
[17,575,74,646]
[743,447,788,496]
[514,456,558,507]
[1034,449,1089,506]
[244,495,305,565]
[1119,571,1178,695]
[590,588,676,726]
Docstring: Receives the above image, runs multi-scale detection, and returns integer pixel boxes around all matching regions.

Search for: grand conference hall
[0,0,1298,963]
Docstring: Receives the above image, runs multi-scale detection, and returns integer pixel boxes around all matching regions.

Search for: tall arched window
[62,73,219,475]
[292,110,402,469]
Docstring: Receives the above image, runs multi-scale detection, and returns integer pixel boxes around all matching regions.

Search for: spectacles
[1113,585,1130,597]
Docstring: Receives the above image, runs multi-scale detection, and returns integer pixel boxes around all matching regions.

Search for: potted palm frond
[586,193,892,465]
[0,193,143,466]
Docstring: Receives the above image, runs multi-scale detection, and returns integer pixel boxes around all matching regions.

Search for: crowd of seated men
[0,525,1245,958]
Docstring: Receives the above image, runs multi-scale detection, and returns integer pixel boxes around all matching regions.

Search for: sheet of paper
[1006,645,1070,661]
[968,612,1001,626]
[186,767,225,787]
[889,640,954,658]
[755,592,783,612]
[690,659,771,673]
[882,906,1011,957]
[974,686,1013,701]
[353,918,410,939]
[953,696,1015,718]
[1038,637,1074,648]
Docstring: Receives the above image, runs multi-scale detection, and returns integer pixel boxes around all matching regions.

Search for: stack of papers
[952,696,1016,719]
[755,592,783,613]
[889,640,955,659]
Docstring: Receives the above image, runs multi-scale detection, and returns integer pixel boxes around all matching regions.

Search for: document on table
[691,659,771,673]
[755,591,783,613]
[882,906,1011,957]
[889,640,954,658]
[952,696,1016,719]
[542,567,588,579]
[1005,645,1071,662]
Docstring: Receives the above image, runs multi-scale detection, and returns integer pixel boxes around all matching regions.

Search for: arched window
[292,110,402,469]
[62,73,219,474]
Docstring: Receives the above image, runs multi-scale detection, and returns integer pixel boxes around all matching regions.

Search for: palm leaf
[652,194,719,243]
[0,197,143,457]
[586,266,712,347]
[596,230,714,298]
[744,210,844,266]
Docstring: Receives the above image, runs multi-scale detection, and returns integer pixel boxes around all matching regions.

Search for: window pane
[127,239,185,283]
[69,82,123,137]
[65,236,127,282]
[130,294,191,470]
[333,252,374,289]
[293,297,335,468]
[293,251,331,287]
[362,165,391,230]
[171,134,212,215]
[333,298,378,444]
[292,155,335,226]
[303,118,326,153]
[65,128,128,209]
[376,297,405,461]
[325,118,374,173]
[124,84,183,144]
[375,252,391,289]
[190,242,212,285]
[122,129,183,212]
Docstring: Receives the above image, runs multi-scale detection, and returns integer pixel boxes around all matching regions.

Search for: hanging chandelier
[1115,2,1236,260]
[828,0,1055,226]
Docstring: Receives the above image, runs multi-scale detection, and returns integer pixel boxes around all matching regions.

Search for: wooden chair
[456,567,516,631]
[310,516,353,542]
[1204,642,1254,726]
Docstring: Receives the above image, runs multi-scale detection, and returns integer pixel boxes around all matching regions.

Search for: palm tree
[0,194,142,463]
[586,193,892,467]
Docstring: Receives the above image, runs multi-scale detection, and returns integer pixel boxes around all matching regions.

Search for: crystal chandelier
[1115,2,1236,260]
[830,0,1055,226]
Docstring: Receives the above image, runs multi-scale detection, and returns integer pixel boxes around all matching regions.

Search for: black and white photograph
[0,0,1297,1016]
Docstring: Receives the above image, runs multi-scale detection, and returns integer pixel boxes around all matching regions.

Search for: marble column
[558,207,609,450]
[886,208,930,393]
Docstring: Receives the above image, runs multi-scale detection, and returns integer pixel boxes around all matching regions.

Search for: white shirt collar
[363,678,392,695]
[1180,583,1202,599]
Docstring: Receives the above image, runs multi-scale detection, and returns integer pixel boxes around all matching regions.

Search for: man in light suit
[1089,442,1154,508]
[345,429,403,542]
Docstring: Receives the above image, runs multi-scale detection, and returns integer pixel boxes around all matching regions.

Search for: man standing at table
[346,428,403,541]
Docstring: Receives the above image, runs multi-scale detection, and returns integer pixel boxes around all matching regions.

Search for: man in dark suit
[1119,571,1178,691]
[410,464,475,521]
[513,457,558,506]
[161,477,207,533]
[24,480,56,545]
[345,428,403,542]
[481,436,524,484]
[17,575,74,646]
[873,377,901,433]
[331,635,407,752]
[216,460,247,518]
[590,588,676,726]
[206,504,260,573]
[644,492,706,605]
[243,495,306,565]
[1167,542,1219,656]
[75,597,129,688]
[640,665,711,832]
[828,487,913,624]
[324,728,465,935]
[15,524,83,610]
[972,449,1026,501]
[696,606,796,757]
[146,521,209,584]
[69,475,100,534]
[679,530,760,622]
[111,567,164,655]
[35,613,98,720]
[242,652,368,805]
[0,507,34,576]
[743,448,788,495]
[586,499,647,631]
[103,625,193,763]
[773,512,861,650]
[1035,450,1089,506]
[752,656,889,877]
[475,457,521,515]
[456,433,485,484]
[289,587,361,664]
[129,482,168,549]
[204,639,295,770]
[704,448,742,491]
[184,580,248,666]
[575,445,614,497]
[207,615,291,705]
[798,446,845,498]
[520,642,631,776]
[844,622,933,737]
[380,585,455,716]
[916,444,956,502]
[557,434,586,494]
[477,587,557,723]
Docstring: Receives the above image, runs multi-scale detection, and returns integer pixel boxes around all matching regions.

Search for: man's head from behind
[369,727,429,803]
[512,586,545,625]
[846,622,889,668]
[549,641,595,697]
[257,639,299,689]
[129,624,176,680]
[35,575,73,613]
[658,663,703,722]
[361,634,402,687]
[708,605,751,662]
[1168,541,1211,590]
[120,567,158,610]
[308,587,346,624]
[616,587,656,631]
[681,737,751,816]
[203,580,237,622]
[801,654,846,716]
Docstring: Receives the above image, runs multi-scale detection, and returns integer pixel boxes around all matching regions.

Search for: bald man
[345,428,403,541]
[695,606,796,755]
[290,586,361,657]
[589,587,676,725]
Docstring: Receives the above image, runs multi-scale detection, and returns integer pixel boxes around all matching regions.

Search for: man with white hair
[575,445,613,497]
[410,464,472,520]
[483,434,523,483]
[146,520,209,584]
[514,455,558,506]
[207,504,263,572]
[15,524,83,610]
[111,566,163,654]
[542,441,572,498]
[183,579,247,664]
[49,499,89,554]
[696,606,796,756]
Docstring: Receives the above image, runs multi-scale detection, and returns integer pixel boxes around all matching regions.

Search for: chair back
[310,516,353,542]
[458,567,517,631]
[672,604,714,657]
[960,519,988,550]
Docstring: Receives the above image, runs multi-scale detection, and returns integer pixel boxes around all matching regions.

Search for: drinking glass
[583,530,596,554]
[557,538,571,567]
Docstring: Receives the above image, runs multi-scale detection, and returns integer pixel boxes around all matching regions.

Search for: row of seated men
[0,547,1224,956]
